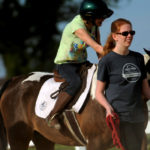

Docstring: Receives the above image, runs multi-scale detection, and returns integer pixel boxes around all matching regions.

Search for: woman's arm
[142,78,150,99]
[95,29,101,58]
[74,28,103,57]
[96,27,101,44]
[96,80,114,117]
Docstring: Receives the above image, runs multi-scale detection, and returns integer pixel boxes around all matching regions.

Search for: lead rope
[106,113,125,150]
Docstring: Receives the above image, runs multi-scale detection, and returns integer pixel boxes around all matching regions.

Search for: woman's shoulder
[68,14,86,31]
[99,52,114,63]
[71,15,83,24]
[102,51,114,60]
[129,50,144,58]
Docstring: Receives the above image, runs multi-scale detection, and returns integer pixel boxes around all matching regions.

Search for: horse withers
[0,50,150,150]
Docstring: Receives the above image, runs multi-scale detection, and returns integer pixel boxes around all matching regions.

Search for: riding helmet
[80,0,113,20]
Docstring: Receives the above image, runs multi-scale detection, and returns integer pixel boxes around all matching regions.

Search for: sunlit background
[0,0,150,149]
[87,0,150,63]
[0,0,150,77]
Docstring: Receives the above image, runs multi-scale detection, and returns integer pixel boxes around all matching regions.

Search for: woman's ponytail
[103,33,115,56]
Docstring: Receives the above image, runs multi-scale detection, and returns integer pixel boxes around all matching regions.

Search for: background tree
[0,0,126,78]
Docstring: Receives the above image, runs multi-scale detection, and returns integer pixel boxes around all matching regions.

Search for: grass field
[28,134,150,150]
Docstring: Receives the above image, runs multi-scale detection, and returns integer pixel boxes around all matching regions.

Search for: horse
[0,50,150,150]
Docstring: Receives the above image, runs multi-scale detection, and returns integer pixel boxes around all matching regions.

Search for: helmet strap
[84,18,96,26]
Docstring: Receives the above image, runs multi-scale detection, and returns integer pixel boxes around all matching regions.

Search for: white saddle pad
[35,64,96,118]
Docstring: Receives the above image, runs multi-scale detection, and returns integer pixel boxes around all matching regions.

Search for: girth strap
[63,110,87,146]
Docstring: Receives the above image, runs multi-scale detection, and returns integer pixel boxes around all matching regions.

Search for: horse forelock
[22,72,53,84]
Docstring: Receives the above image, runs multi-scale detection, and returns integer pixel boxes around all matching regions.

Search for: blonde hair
[103,18,132,56]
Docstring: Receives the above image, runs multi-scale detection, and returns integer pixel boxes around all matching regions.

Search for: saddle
[53,70,65,82]
[53,61,92,83]
[51,61,93,108]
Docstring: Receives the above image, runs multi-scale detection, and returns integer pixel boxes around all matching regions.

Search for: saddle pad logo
[122,63,141,82]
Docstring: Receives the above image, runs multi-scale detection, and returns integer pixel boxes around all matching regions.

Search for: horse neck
[84,96,106,125]
[87,65,106,120]
[90,65,98,100]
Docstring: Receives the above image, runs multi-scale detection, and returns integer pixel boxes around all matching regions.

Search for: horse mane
[0,79,12,99]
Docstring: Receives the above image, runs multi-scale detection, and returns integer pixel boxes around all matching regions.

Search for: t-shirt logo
[122,63,141,82]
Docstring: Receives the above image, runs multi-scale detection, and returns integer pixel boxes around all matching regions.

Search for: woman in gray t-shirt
[96,18,150,150]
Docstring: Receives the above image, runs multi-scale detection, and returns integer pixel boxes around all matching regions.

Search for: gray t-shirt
[97,50,147,123]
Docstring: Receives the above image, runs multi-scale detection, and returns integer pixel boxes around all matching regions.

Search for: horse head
[144,48,150,85]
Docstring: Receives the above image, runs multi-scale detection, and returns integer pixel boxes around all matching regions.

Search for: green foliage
[55,145,75,150]
[0,0,77,77]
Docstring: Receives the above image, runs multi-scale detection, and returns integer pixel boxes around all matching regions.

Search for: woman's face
[95,18,105,26]
[114,24,134,48]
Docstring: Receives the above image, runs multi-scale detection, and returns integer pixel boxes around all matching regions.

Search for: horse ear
[144,48,150,56]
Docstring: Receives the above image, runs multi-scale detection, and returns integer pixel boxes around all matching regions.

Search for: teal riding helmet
[80,0,113,19]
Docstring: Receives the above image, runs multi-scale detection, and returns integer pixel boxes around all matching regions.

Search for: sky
[0,0,150,77]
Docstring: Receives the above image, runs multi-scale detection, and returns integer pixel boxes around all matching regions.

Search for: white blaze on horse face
[22,72,53,84]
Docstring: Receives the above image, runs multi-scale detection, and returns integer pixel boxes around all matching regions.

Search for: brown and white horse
[0,49,150,150]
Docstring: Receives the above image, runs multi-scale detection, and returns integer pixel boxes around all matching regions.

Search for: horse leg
[7,122,33,150]
[32,131,55,150]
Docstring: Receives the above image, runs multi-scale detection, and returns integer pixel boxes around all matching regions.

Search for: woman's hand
[96,80,115,118]
[106,105,115,118]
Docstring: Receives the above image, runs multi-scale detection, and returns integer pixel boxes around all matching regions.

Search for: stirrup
[46,113,61,130]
